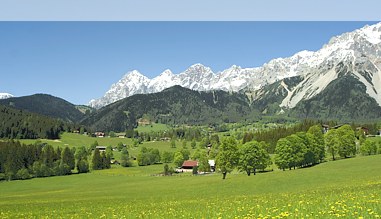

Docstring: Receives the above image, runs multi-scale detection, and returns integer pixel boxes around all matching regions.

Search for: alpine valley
[87,22,381,124]
[1,22,381,132]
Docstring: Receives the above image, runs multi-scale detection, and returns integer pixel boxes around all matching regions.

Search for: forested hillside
[0,94,84,123]
[82,86,260,132]
[0,105,75,139]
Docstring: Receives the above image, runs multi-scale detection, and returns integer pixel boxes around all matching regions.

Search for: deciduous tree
[216,137,239,179]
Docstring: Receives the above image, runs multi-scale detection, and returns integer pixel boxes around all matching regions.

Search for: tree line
[0,141,87,180]
[0,141,116,181]
[216,124,381,179]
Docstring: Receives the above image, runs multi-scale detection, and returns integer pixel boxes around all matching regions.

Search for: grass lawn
[0,155,380,218]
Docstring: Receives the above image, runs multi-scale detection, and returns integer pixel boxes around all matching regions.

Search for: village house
[322,124,329,133]
[181,160,198,169]
[94,132,105,138]
[176,160,198,172]
[356,126,369,135]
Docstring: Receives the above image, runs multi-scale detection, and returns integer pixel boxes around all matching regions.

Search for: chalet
[322,124,329,133]
[181,160,198,169]
[95,132,105,138]
[95,146,107,152]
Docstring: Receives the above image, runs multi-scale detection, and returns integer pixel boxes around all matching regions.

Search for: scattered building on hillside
[95,132,105,138]
[181,160,198,169]
[95,146,107,152]
[356,127,369,135]
[208,160,215,172]
[322,124,329,133]
[117,133,126,138]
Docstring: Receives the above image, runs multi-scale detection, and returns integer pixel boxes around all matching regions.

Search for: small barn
[181,160,198,169]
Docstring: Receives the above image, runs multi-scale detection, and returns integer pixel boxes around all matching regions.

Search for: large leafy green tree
[161,151,173,163]
[336,125,356,158]
[275,134,306,170]
[275,138,293,170]
[215,137,239,179]
[325,129,340,160]
[307,125,325,164]
[360,139,377,156]
[173,151,184,168]
[238,141,271,176]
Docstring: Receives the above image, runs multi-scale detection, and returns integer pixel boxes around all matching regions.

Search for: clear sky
[0,22,379,105]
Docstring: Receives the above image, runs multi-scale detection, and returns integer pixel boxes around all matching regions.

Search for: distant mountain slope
[290,74,381,121]
[89,22,381,109]
[0,94,84,123]
[0,93,13,99]
[246,76,304,115]
[82,86,258,132]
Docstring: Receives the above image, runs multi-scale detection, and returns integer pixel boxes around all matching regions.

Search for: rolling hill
[0,94,85,123]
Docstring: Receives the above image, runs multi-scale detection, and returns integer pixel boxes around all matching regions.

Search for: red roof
[181,160,198,168]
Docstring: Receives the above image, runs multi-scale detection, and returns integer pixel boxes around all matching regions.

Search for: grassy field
[17,133,135,148]
[14,132,187,158]
[0,154,380,218]
[135,123,170,133]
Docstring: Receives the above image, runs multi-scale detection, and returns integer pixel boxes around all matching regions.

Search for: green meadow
[0,154,380,218]
[17,133,135,149]
[16,133,182,158]
[135,123,170,133]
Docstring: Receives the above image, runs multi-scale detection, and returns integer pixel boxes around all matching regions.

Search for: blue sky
[0,22,379,105]
[0,0,380,21]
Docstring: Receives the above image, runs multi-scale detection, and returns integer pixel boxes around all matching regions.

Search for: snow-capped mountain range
[0,93,14,100]
[89,22,381,109]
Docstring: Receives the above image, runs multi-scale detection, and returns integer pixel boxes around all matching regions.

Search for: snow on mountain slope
[280,22,381,108]
[89,70,150,109]
[0,93,14,99]
[89,22,381,109]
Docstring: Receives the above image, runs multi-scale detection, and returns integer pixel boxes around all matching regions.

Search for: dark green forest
[0,105,76,139]
[81,86,261,132]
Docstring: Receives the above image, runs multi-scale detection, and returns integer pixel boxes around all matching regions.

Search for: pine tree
[92,148,102,170]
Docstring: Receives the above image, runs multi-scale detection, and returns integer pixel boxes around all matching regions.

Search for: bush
[77,160,90,173]
[16,168,32,180]
[33,161,54,177]
[54,163,71,176]
[192,166,198,175]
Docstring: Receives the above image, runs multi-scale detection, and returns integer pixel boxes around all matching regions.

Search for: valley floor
[0,155,380,218]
